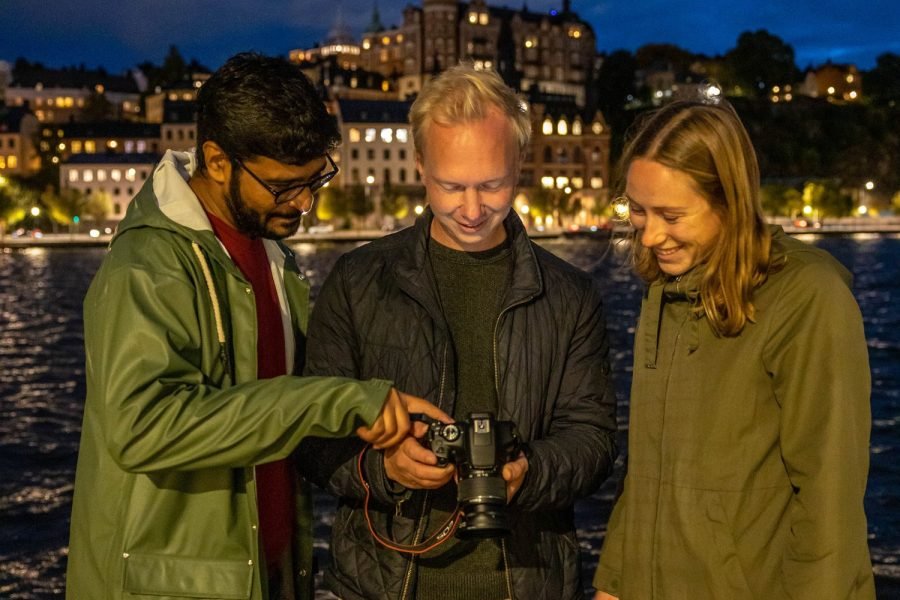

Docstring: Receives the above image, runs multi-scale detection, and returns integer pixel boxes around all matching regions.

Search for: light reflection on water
[0,235,898,597]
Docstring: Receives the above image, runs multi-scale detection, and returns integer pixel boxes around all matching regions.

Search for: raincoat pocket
[122,552,252,599]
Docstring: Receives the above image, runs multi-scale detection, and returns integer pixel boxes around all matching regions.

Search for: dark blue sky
[2,0,898,74]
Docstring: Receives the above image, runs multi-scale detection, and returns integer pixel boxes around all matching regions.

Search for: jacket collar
[393,207,543,317]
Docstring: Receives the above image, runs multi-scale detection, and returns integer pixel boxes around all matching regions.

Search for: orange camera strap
[356,445,462,554]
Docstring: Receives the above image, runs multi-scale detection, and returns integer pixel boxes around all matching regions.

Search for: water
[1,234,898,598]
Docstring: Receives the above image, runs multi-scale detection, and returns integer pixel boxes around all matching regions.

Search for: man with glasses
[67,52,447,600]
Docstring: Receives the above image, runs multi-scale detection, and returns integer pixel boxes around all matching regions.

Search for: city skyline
[2,0,898,74]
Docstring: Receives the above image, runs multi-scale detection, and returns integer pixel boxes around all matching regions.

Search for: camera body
[420,412,522,538]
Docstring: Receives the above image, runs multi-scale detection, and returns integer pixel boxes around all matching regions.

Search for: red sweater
[206,212,292,570]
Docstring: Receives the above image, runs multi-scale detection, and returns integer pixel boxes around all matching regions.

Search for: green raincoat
[66,150,392,599]
[594,227,874,599]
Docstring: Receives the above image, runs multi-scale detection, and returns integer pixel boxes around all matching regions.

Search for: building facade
[0,106,40,177]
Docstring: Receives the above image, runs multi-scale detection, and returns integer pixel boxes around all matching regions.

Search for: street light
[30,206,41,217]
[865,181,875,191]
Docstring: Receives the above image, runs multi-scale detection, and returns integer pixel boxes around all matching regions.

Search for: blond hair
[409,63,531,158]
[619,100,773,336]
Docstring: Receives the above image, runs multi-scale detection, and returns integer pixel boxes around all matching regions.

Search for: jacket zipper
[492,298,533,600]
[399,343,450,600]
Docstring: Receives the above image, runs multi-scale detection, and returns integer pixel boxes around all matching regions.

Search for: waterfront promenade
[3,216,900,249]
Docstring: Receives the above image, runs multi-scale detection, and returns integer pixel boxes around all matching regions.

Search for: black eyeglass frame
[234,153,339,205]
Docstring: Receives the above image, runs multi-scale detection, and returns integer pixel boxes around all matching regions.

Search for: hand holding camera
[415,412,523,538]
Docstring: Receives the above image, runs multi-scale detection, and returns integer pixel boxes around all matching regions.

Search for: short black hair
[195,52,340,171]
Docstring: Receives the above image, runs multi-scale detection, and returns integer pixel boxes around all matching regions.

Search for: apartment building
[60,153,158,219]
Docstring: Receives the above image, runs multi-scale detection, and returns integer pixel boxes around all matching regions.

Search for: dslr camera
[415,412,522,538]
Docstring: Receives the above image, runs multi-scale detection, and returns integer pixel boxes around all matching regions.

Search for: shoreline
[3,221,900,249]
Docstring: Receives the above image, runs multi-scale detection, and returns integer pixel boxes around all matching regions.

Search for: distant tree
[86,191,113,225]
[0,178,27,234]
[802,180,852,218]
[634,43,695,76]
[41,186,90,230]
[760,183,802,216]
[161,45,188,85]
[865,52,900,106]
[724,30,799,96]
[594,50,638,114]
[380,183,408,219]
[314,186,348,223]
[346,184,373,226]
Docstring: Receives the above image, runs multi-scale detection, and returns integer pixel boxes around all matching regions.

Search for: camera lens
[456,475,509,538]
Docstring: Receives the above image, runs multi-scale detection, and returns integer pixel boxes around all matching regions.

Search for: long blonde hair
[620,100,773,336]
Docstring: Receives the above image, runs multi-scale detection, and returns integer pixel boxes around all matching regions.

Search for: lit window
[137,141,147,153]
[468,11,478,23]
[572,120,582,136]
[111,169,121,182]
[555,176,569,188]
[126,168,137,182]
[479,12,489,25]
[98,170,107,182]
[542,117,553,135]
[557,119,568,136]
[590,177,603,189]
[592,122,603,135]
[847,74,854,83]
[72,140,82,153]
[124,141,134,153]
[108,140,118,149]
[380,128,393,143]
[572,177,583,189]
[7,156,16,169]
[85,140,96,153]
[349,128,361,143]
[396,128,409,143]
[365,128,377,143]
[541,176,555,188]
[362,39,371,50]
[381,80,389,92]
[83,170,94,183]
[65,97,74,107]
[69,170,79,182]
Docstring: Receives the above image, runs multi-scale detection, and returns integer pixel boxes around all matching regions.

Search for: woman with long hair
[593,99,874,599]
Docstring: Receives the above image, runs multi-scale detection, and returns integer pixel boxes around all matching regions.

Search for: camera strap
[357,445,463,554]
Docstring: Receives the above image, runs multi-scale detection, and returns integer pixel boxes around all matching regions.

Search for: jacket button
[298,569,307,577]
[122,553,129,559]
[251,524,257,530]
[248,559,254,566]
[245,287,252,294]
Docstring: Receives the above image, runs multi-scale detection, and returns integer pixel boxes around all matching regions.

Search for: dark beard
[225,168,270,239]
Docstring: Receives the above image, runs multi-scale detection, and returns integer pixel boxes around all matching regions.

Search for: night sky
[3,0,898,74]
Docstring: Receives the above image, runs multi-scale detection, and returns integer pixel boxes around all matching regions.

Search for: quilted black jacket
[300,210,617,600]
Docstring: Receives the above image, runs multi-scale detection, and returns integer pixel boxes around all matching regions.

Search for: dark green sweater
[416,238,512,600]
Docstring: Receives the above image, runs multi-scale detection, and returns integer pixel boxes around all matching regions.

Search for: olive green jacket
[66,150,392,600]
[594,228,874,599]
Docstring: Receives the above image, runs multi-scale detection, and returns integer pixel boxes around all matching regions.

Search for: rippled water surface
[1,234,898,597]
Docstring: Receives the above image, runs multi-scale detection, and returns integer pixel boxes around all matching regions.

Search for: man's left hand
[502,454,529,503]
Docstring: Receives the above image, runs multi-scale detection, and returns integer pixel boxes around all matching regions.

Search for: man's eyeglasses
[234,153,339,205]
